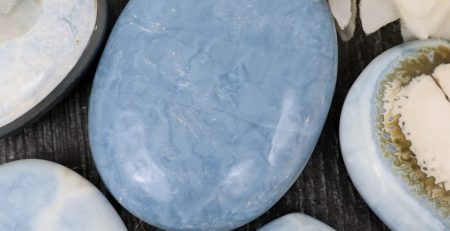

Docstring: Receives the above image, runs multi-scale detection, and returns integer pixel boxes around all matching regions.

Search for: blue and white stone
[89,0,337,230]
[0,0,96,128]
[340,40,450,230]
[0,159,126,231]
[258,213,334,231]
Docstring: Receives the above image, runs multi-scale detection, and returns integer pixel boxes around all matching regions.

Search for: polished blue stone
[0,160,126,231]
[89,0,337,230]
[258,213,334,231]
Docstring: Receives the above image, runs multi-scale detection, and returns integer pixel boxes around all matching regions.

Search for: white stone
[0,159,127,231]
[0,0,96,129]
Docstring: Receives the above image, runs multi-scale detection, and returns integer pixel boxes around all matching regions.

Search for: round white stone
[258,213,334,231]
[340,40,450,230]
[0,0,96,128]
[0,159,126,231]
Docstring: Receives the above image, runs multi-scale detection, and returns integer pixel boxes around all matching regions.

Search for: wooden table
[0,1,400,230]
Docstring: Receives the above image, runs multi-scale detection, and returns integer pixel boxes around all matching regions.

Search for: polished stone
[0,159,126,231]
[258,213,334,231]
[0,0,96,129]
[89,0,337,230]
[340,40,450,230]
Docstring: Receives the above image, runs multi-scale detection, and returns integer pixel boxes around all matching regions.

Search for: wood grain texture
[0,1,403,230]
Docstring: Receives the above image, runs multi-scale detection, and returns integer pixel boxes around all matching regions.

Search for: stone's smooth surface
[340,40,450,230]
[0,0,42,42]
[258,213,335,231]
[89,0,337,230]
[0,159,126,231]
[0,0,96,128]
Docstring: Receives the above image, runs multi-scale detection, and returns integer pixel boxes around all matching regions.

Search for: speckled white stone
[340,39,450,230]
[258,213,334,231]
[0,0,96,128]
[0,159,126,231]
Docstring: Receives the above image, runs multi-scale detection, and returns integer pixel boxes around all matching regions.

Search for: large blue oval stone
[89,0,337,230]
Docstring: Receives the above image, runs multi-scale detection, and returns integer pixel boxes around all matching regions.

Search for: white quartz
[384,66,450,190]
[0,0,96,128]
[433,64,450,98]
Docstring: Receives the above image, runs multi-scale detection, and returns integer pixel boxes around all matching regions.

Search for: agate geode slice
[0,0,107,137]
[341,40,450,230]
[89,0,337,229]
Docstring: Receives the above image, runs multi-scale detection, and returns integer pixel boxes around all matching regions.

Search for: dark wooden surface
[0,1,403,230]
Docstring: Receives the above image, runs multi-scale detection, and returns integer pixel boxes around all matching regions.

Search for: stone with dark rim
[0,0,108,138]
